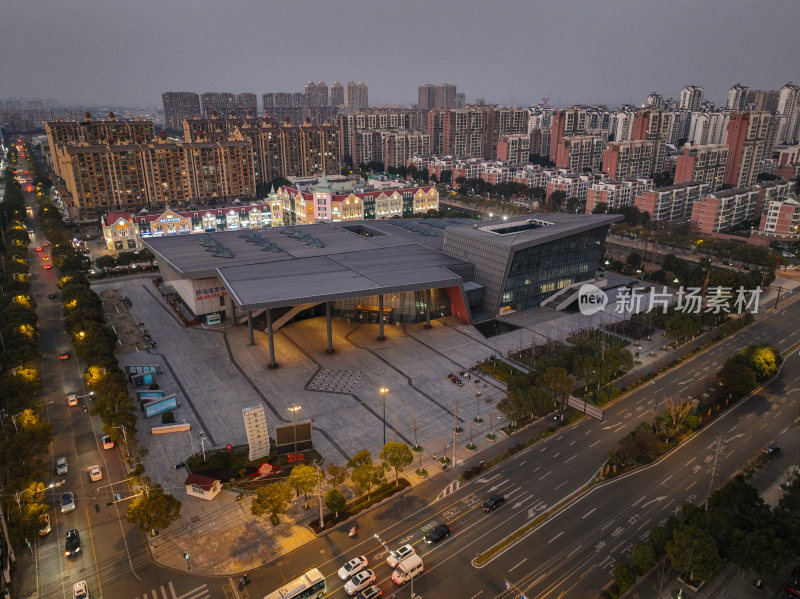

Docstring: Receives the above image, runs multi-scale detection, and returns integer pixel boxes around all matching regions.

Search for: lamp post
[111,422,130,457]
[288,405,302,452]
[379,387,388,447]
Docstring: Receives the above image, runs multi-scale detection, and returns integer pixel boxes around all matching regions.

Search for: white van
[391,554,423,585]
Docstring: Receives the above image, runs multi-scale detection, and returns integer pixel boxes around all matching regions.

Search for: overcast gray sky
[1,0,798,108]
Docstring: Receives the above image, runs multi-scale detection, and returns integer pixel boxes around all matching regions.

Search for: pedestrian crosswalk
[134,581,210,599]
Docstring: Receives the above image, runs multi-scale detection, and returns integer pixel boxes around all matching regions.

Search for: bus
[263,568,326,599]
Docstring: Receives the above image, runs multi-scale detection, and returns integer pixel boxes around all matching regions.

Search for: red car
[59,352,70,360]
[36,247,43,252]
[42,242,50,247]
[43,264,53,270]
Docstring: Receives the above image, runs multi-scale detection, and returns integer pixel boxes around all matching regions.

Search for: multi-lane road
[254,296,800,599]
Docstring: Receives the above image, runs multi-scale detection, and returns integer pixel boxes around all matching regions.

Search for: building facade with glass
[442,214,622,315]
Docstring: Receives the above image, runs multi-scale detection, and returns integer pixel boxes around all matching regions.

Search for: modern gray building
[144,214,618,365]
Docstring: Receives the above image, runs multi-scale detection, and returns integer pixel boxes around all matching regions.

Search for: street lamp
[379,387,388,446]
[288,405,302,452]
[113,424,128,460]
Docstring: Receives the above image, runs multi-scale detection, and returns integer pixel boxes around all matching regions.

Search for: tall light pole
[379,387,388,447]
[288,405,302,452]
[113,424,128,460]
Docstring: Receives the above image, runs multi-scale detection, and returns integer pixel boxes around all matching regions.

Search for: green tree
[592,202,608,214]
[94,254,117,275]
[251,481,293,525]
[717,362,756,398]
[631,543,657,575]
[126,484,182,535]
[612,563,636,592]
[347,449,373,468]
[325,488,346,519]
[380,442,413,487]
[541,367,574,419]
[288,464,317,509]
[665,524,723,583]
[326,463,348,489]
[627,251,642,269]
[548,190,566,212]
[351,463,387,501]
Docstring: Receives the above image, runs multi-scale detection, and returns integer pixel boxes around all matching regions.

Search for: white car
[338,556,368,580]
[61,491,76,513]
[88,465,102,482]
[73,580,89,599]
[386,543,415,568]
[344,570,376,596]
[56,457,68,475]
[39,513,51,536]
[67,393,78,406]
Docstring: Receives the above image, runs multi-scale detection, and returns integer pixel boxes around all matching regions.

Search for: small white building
[184,473,222,501]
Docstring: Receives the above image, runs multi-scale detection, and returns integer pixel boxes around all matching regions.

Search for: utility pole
[314,462,324,530]
[452,402,458,466]
[705,435,726,506]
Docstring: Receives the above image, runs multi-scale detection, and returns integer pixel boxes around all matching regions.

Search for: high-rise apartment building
[550,106,588,162]
[344,82,369,114]
[330,82,344,106]
[723,111,773,188]
[554,136,605,171]
[418,83,457,110]
[305,82,328,107]
[747,89,779,113]
[49,129,255,219]
[679,86,704,111]
[602,140,655,179]
[777,83,800,144]
[45,114,156,179]
[645,93,664,108]
[426,106,528,159]
[184,116,340,183]
[688,111,731,146]
[235,93,258,118]
[496,134,530,164]
[262,92,294,109]
[201,92,236,118]
[162,92,201,130]
[611,107,637,142]
[631,109,674,175]
[673,144,728,190]
[727,84,750,112]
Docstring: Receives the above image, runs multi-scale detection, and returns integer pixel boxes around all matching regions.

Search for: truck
[391,554,423,585]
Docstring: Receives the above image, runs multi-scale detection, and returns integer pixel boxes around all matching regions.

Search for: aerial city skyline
[2,2,800,599]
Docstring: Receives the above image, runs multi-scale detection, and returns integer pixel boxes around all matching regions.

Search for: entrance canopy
[219,244,465,311]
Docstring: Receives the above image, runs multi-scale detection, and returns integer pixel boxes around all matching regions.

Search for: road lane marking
[661,475,672,485]
[685,481,697,491]
[539,470,552,480]
[554,481,569,491]
[685,457,696,466]
[509,558,528,570]
[469,592,484,599]
[86,505,103,598]
[582,507,596,519]
[548,532,564,544]
[566,544,583,557]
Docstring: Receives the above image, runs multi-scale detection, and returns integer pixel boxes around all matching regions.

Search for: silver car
[60,491,76,513]
[56,457,68,475]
